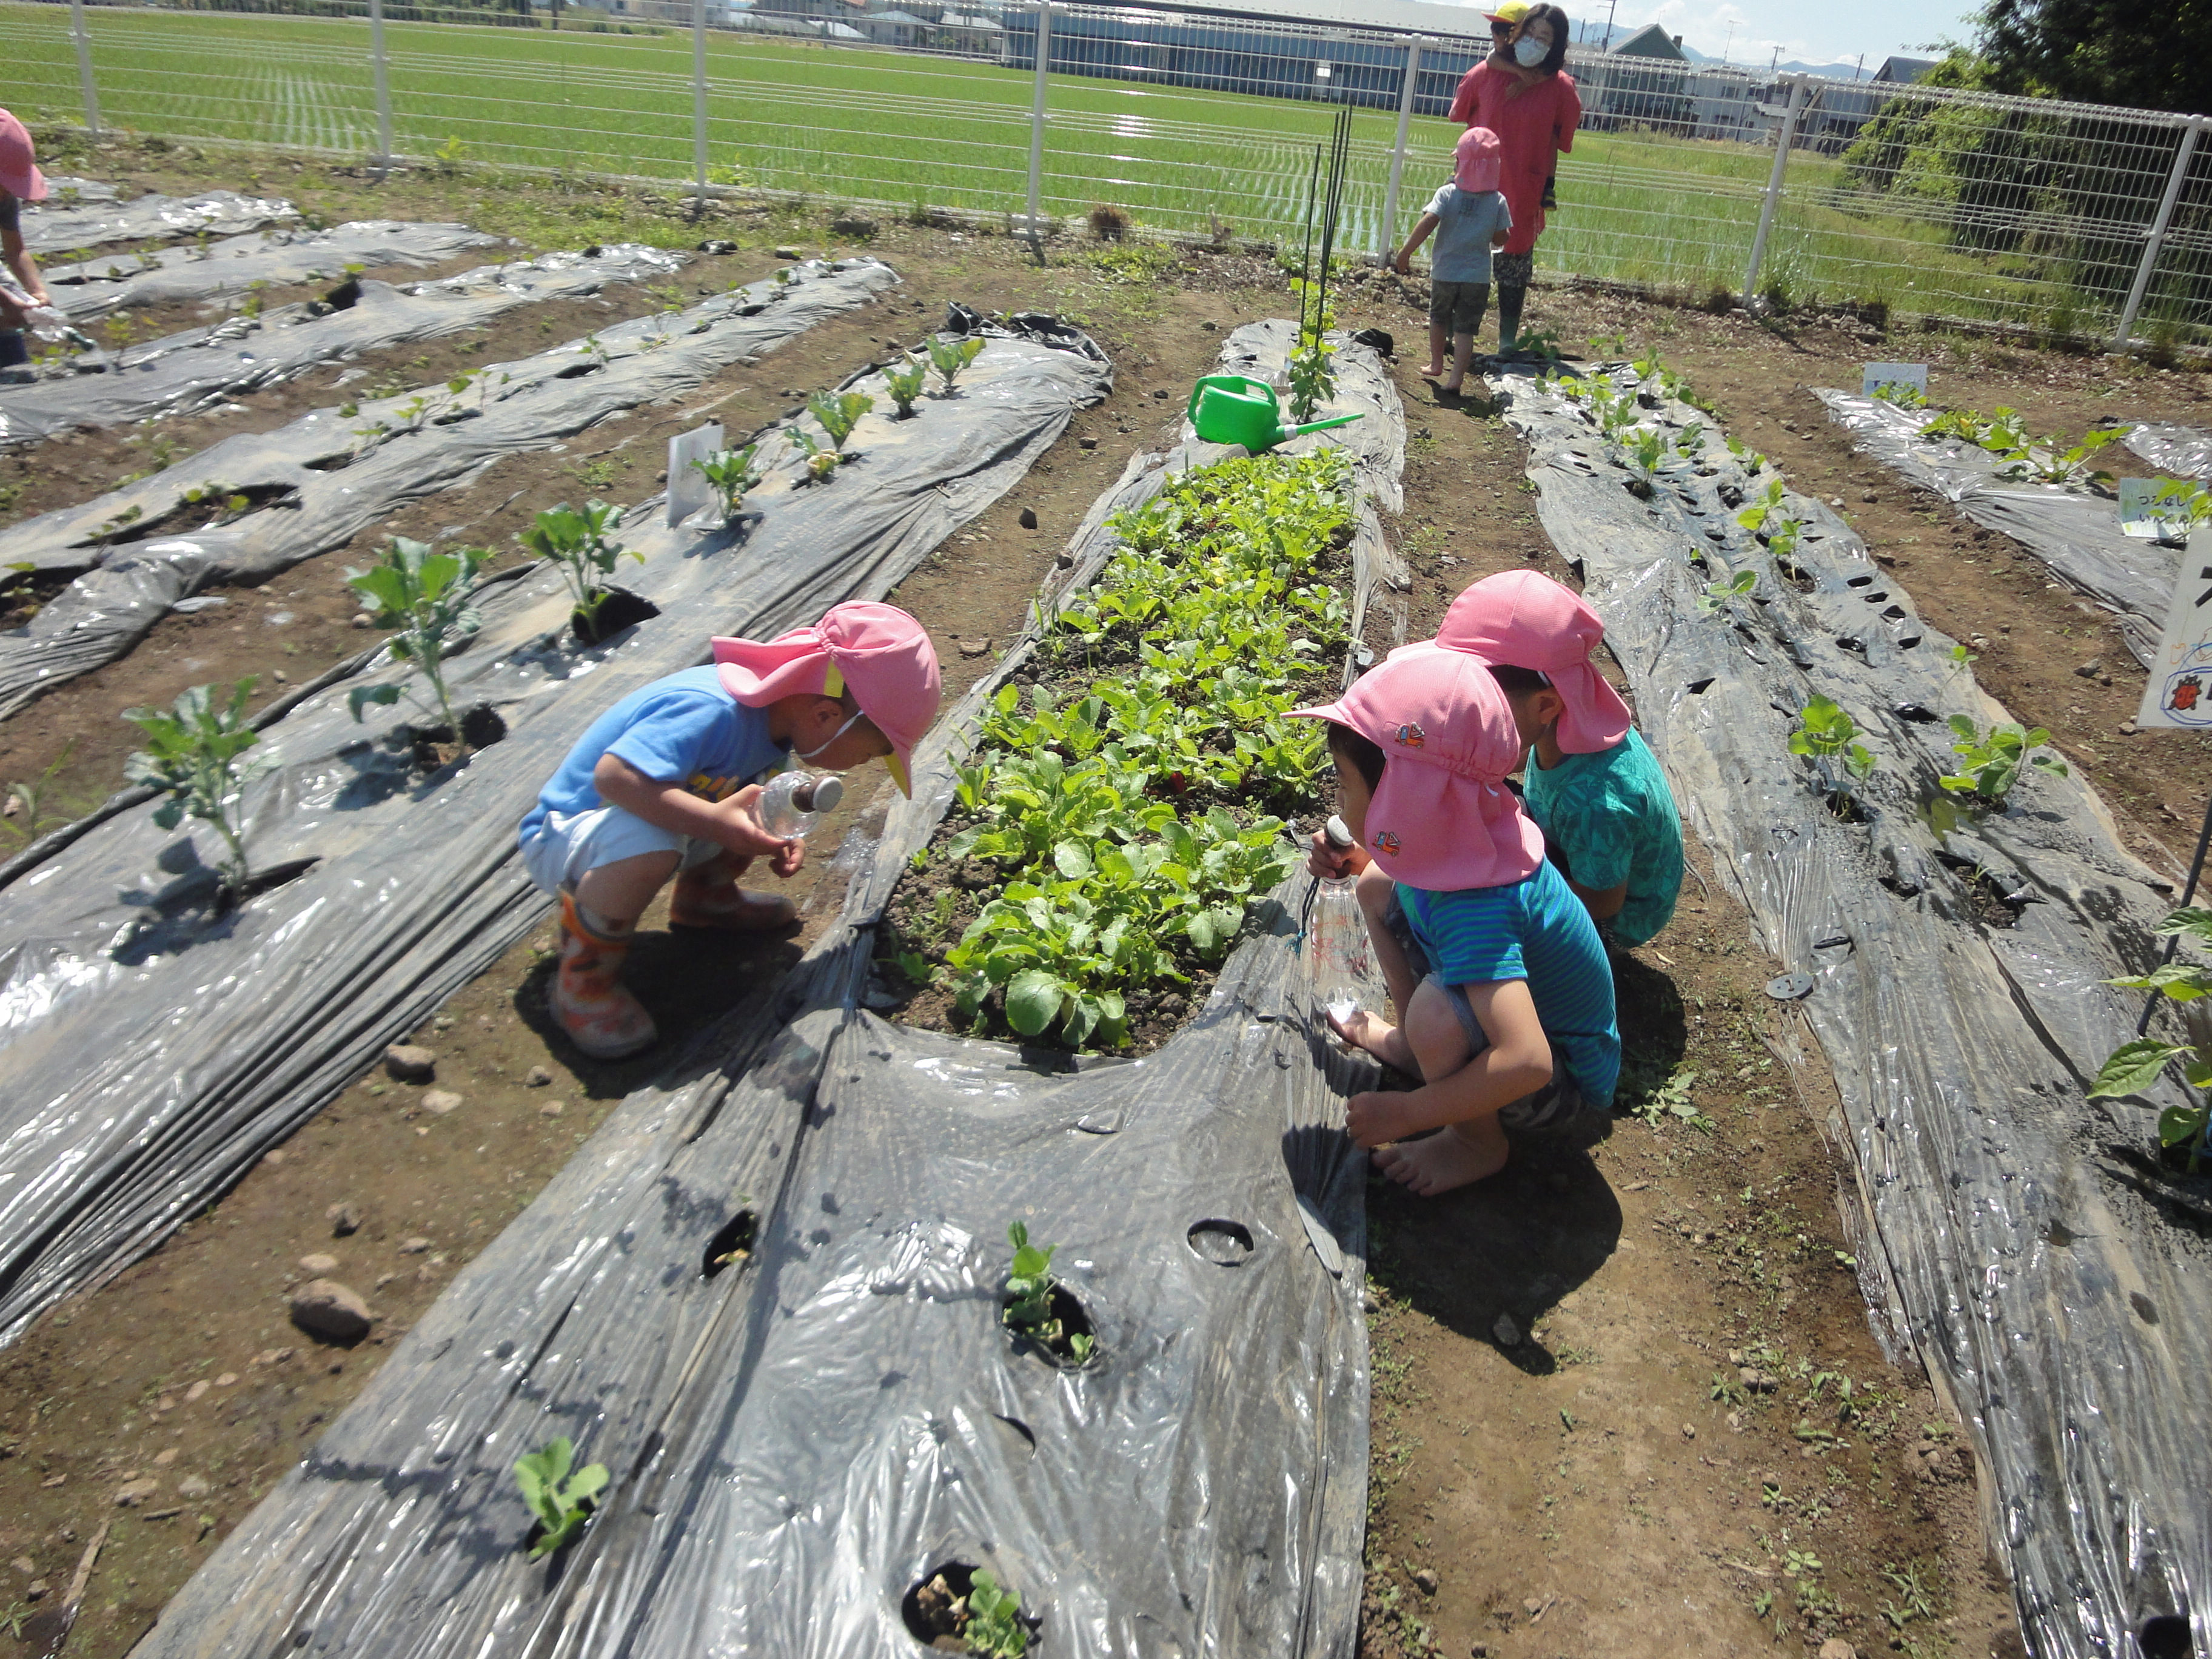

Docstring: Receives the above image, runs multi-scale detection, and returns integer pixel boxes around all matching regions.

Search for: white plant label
[2136,541,2212,730]
[665,422,724,529]
[1861,362,1928,398]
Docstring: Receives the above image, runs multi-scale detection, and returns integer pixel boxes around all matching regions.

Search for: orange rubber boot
[553,891,657,1059]
[668,873,797,933]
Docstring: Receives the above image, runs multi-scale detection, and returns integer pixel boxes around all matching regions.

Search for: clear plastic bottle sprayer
[758,771,843,840]
[1315,814,1370,1027]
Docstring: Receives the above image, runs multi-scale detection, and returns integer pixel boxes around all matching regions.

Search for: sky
[1526,0,1985,70]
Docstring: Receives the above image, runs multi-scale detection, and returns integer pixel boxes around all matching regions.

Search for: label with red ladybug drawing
[2137,544,2212,731]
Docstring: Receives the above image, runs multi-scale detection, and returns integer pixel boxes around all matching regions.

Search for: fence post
[1741,73,1807,303]
[2113,113,2205,352]
[1377,35,1426,264]
[1019,1,1054,249]
[68,0,101,138]
[691,0,709,216]
[368,0,394,180]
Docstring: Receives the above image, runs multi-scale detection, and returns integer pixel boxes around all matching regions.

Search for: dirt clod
[525,1065,553,1087]
[297,1253,337,1275]
[288,1279,373,1344]
[383,1045,436,1082]
[113,1478,159,1507]
[418,1089,463,1116]
[327,1201,361,1236]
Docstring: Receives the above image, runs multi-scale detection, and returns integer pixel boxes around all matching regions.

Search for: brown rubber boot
[668,873,798,933]
[552,891,657,1059]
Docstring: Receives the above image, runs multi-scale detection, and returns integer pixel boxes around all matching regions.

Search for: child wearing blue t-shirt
[519,602,939,1060]
[1394,125,1512,395]
[1293,642,1618,1195]
[1439,570,1683,947]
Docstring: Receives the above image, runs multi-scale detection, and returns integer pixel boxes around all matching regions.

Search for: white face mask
[1513,33,1547,65]
[796,708,864,762]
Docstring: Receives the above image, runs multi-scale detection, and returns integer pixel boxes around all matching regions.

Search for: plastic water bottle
[757,771,843,840]
[1315,814,1369,1025]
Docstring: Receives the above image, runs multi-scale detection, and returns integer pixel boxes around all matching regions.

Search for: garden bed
[872,447,1357,1054]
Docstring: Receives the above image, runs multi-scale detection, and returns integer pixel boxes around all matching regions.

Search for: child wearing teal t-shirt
[1440,570,1683,947]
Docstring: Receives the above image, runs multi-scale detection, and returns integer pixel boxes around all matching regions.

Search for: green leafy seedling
[343,538,489,746]
[1937,716,2066,803]
[517,500,636,626]
[1285,330,1336,425]
[512,1435,608,1560]
[1003,1221,1094,1364]
[1697,568,1757,614]
[927,332,985,392]
[2090,907,2212,1163]
[123,680,269,895]
[882,353,928,418]
[1871,380,1927,410]
[1788,694,1875,797]
[806,389,874,454]
[962,1569,1030,1657]
[786,425,841,482]
[689,444,764,522]
[2146,478,2212,541]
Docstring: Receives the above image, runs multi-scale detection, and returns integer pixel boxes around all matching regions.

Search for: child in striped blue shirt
[1293,641,1618,1194]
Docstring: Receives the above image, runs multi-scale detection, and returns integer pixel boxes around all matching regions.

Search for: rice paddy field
[0,0,2142,329]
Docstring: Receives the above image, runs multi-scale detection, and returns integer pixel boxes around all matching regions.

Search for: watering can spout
[1282,413,1362,438]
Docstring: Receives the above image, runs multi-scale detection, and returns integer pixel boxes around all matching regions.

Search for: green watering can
[1185,374,1364,454]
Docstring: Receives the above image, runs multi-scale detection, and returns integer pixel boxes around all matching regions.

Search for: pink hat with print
[1289,643,1543,891]
[1438,569,1632,754]
[1454,126,1503,194]
[711,600,941,796]
[0,110,47,203]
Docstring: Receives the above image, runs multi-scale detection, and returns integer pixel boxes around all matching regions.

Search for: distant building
[1875,56,1939,84]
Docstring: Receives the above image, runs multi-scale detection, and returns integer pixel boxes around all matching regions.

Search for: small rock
[215,1372,237,1386]
[2119,720,2137,736]
[773,244,803,260]
[25,1579,48,1600]
[1828,495,1843,507]
[154,1447,179,1467]
[398,1236,431,1255]
[1054,551,1075,569]
[299,1253,338,1275]
[176,1474,212,1499]
[1860,491,1878,503]
[1682,1423,1696,1439]
[9,1557,33,1576]
[1078,435,1098,450]
[830,215,877,238]
[1817,1641,1860,1659]
[1018,507,1038,530]
[184,1380,210,1402]
[1492,1312,1522,1347]
[261,1149,286,1167]
[272,670,289,685]
[419,1088,463,1116]
[697,238,738,255]
[539,1100,566,1118]
[115,1478,161,1507]
[327,1201,361,1236]
[1413,1567,1439,1595]
[39,1475,64,1489]
[1149,387,1168,400]
[384,1044,437,1083]
[1360,1290,1379,1314]
[2074,660,2101,678]
[1200,319,1218,330]
[253,1346,295,1367]
[525,1065,554,1087]
[957,638,991,659]
[375,1271,400,1288]
[1523,1597,1544,1617]
[289,1278,374,1344]
[350,612,372,629]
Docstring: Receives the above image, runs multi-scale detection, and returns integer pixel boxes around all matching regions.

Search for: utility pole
[1600,0,1617,50]
[1721,21,1733,64]
[1769,45,1780,74]
[1852,52,1865,80]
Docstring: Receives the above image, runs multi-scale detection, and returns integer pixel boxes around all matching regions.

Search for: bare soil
[4,135,2207,1658]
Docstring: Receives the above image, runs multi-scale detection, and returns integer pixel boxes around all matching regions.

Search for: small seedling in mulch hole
[1787,694,1875,816]
[689,443,765,523]
[513,1435,607,1561]
[700,1205,756,1278]
[344,538,490,750]
[1002,1221,1095,1366]
[883,354,928,418]
[1936,716,2066,806]
[787,426,842,484]
[808,389,873,454]
[2090,906,2212,1171]
[904,1562,1033,1655]
[927,333,985,394]
[124,680,271,899]
[1697,568,1757,614]
[517,501,650,645]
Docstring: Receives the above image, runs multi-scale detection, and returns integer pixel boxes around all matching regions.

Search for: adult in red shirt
[1447,3,1579,353]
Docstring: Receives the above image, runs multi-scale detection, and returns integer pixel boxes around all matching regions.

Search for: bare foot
[1330,1005,1416,1074]
[1438,379,1464,396]
[1418,363,1446,380]
[1372,1124,1509,1195]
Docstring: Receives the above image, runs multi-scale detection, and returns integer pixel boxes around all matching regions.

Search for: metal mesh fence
[5,0,2208,346]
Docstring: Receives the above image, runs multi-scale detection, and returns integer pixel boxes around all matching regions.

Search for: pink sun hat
[1438,569,1632,754]
[1455,126,1503,195]
[1289,643,1543,891]
[0,110,47,203]
[711,600,941,796]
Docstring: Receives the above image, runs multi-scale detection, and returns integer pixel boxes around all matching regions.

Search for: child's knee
[1404,979,1474,1085]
